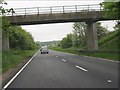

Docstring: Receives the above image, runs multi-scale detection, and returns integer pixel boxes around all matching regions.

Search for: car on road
[40,46,49,54]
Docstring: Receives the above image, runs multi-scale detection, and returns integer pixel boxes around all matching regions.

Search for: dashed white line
[2,50,40,89]
[62,59,66,62]
[107,80,112,83]
[76,65,88,72]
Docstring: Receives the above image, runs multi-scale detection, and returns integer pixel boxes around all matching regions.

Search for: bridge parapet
[2,4,102,16]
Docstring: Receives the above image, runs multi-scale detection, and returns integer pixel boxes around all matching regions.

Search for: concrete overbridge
[4,4,117,50]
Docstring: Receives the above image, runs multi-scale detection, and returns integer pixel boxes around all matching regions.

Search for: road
[6,50,118,88]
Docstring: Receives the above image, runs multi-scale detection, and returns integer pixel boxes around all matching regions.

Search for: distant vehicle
[40,46,49,54]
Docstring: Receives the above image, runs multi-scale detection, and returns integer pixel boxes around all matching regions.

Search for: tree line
[60,22,109,49]
[59,1,120,49]
[9,26,38,50]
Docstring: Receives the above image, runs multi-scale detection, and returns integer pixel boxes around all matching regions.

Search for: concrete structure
[7,11,104,50]
[86,21,98,50]
[2,31,9,51]
[7,11,104,25]
[4,4,117,50]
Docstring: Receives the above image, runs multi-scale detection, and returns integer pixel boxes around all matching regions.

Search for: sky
[4,0,116,42]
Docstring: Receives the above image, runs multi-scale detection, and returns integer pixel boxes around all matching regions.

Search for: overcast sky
[4,0,116,42]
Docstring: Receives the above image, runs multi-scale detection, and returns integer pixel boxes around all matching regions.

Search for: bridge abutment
[2,30,9,51]
[86,21,98,50]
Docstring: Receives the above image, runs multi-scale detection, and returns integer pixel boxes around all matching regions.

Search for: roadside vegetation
[2,23,39,73]
[1,1,39,73]
[2,24,39,73]
[49,23,119,60]
[49,2,119,61]
[49,30,119,61]
[2,49,38,73]
[49,46,118,61]
[2,25,39,73]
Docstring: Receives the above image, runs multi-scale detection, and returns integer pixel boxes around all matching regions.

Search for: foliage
[37,40,60,47]
[114,22,120,30]
[2,49,38,72]
[102,1,120,19]
[60,33,73,48]
[49,46,118,61]
[0,0,15,15]
[1,1,38,51]
[72,22,87,47]
[96,22,110,39]
[100,37,118,51]
[2,16,11,31]
[60,22,109,49]
[99,28,120,45]
[9,26,38,50]
[72,22,109,47]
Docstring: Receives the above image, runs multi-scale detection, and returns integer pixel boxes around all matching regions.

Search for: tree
[60,33,73,48]
[72,22,87,48]
[9,26,38,50]
[0,0,15,15]
[96,22,109,39]
[72,22,109,49]
[102,1,120,19]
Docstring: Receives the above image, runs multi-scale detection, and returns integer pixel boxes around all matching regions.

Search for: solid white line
[76,65,88,72]
[62,59,66,62]
[2,50,39,89]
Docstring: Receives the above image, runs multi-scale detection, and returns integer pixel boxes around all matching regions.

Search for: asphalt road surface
[7,50,118,88]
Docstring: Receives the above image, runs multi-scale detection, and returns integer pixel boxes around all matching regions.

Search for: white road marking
[62,59,66,62]
[2,50,40,89]
[107,80,112,83]
[56,56,58,58]
[76,65,88,72]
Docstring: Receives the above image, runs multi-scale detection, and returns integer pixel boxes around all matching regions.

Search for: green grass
[2,49,38,73]
[79,52,118,61]
[100,37,118,51]
[49,47,118,61]
[99,30,119,46]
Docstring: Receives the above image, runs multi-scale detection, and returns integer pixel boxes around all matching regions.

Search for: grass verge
[49,47,118,61]
[2,49,38,73]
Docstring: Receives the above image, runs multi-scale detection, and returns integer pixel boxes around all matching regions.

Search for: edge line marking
[2,50,40,89]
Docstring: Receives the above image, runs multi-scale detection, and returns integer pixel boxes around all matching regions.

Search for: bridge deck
[3,4,117,25]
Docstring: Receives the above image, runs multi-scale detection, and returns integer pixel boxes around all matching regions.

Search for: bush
[99,30,120,45]
[9,26,38,50]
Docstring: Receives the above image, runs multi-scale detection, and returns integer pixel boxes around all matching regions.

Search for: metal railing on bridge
[1,4,103,16]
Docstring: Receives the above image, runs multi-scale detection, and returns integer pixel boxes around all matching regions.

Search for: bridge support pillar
[2,30,9,51]
[86,21,98,50]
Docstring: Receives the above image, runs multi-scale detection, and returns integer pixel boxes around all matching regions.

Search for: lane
[49,50,118,87]
[6,50,118,88]
[7,51,91,88]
